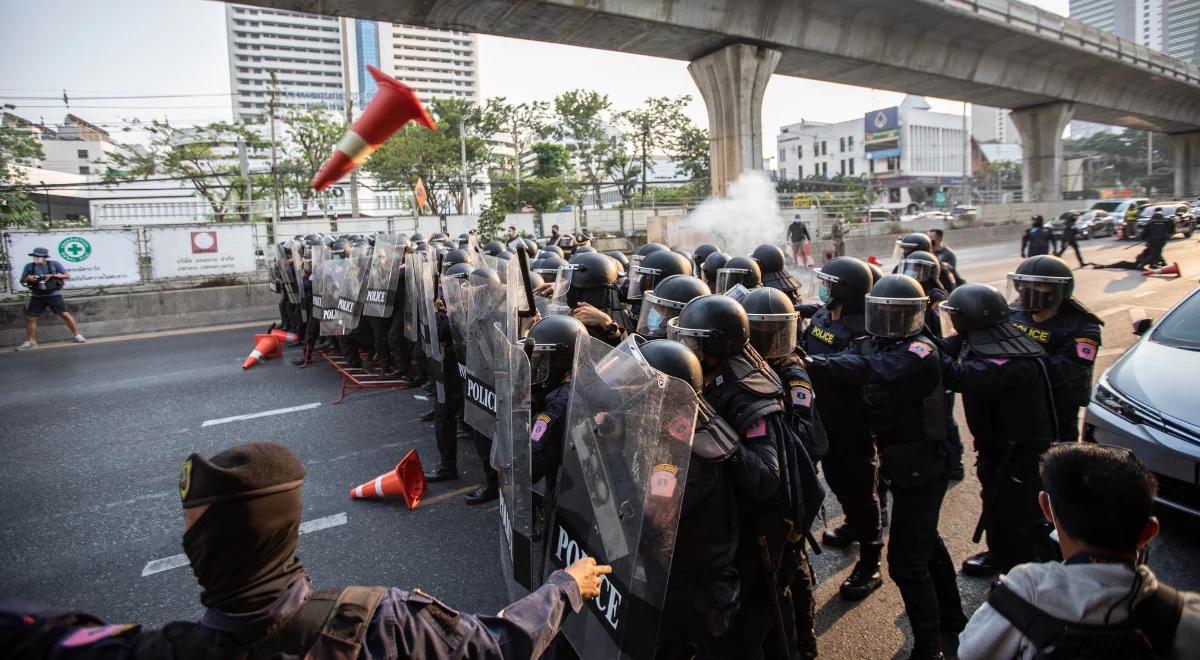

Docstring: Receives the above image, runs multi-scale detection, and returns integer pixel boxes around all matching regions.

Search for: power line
[3,93,233,101]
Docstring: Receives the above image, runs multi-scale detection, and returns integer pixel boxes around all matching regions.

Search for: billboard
[865,106,901,175]
[146,224,258,279]
[8,230,141,289]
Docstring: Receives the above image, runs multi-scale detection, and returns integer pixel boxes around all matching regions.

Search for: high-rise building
[225,4,479,122]
[1164,0,1199,63]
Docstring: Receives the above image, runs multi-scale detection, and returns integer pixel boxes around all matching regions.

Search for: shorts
[26,296,67,316]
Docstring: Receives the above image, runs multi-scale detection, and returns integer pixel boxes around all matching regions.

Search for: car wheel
[1185,224,1195,239]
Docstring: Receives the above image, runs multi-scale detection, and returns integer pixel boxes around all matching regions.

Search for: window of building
[840,159,846,176]
[848,136,854,150]
[849,159,855,175]
[779,149,786,163]
[79,166,90,175]
[798,165,803,178]
[839,137,845,152]
[797,144,802,159]
[76,149,88,159]
[821,141,827,156]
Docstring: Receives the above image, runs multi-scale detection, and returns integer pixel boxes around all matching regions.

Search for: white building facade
[776,118,865,182]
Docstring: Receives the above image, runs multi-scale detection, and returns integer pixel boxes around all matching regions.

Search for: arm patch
[907,341,933,358]
[789,380,813,408]
[531,413,552,443]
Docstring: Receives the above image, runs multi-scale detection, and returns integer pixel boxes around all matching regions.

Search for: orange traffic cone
[270,328,299,343]
[349,449,427,509]
[310,67,437,191]
[242,333,281,369]
[1142,262,1181,277]
[867,255,881,266]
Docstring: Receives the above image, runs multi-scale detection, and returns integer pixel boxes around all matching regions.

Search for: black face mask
[182,489,306,613]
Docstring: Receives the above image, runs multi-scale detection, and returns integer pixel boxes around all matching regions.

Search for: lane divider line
[200,402,321,428]
[1094,305,1130,318]
[141,512,347,577]
[1131,289,1158,298]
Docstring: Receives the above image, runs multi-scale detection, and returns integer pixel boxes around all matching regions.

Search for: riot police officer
[635,273,711,339]
[464,266,503,505]
[559,252,633,344]
[714,256,762,293]
[424,262,474,484]
[801,257,884,602]
[631,241,669,267]
[806,275,966,660]
[605,250,630,280]
[626,249,693,320]
[751,244,804,303]
[701,251,732,291]
[691,243,722,275]
[893,232,934,260]
[939,284,1058,578]
[1007,255,1103,444]
[527,315,588,492]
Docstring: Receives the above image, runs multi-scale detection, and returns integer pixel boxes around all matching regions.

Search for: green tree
[106,120,269,222]
[0,126,45,227]
[281,107,343,217]
[671,125,710,181]
[616,96,695,198]
[484,98,549,196]
[529,141,572,179]
[549,90,617,208]
[364,98,491,215]
[1064,129,1174,192]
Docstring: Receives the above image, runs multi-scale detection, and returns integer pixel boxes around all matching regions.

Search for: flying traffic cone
[270,328,300,344]
[349,449,427,510]
[1142,262,1181,277]
[310,67,437,192]
[242,333,282,369]
[867,255,881,267]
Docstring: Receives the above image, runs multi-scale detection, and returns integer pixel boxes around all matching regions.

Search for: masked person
[558,252,633,344]
[640,339,747,660]
[17,247,84,350]
[714,256,762,294]
[2,442,612,659]
[939,283,1058,580]
[636,274,711,340]
[667,295,798,660]
[800,257,884,602]
[894,232,934,261]
[1007,255,1103,444]
[807,275,966,660]
[927,229,963,290]
[626,249,693,321]
[752,244,804,304]
[527,316,588,496]
[423,262,474,484]
[701,251,732,291]
[1021,216,1056,258]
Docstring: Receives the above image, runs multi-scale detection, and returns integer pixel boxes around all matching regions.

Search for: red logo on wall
[191,231,218,254]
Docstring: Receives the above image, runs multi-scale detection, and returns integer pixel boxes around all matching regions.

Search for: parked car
[1134,202,1196,239]
[1084,291,1200,518]
[1051,209,1116,239]
[862,208,896,223]
[1095,197,1149,223]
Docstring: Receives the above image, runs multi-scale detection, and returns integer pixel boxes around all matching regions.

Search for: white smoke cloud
[676,171,785,259]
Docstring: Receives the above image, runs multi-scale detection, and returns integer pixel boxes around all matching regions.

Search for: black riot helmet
[497,251,513,262]
[813,257,873,312]
[534,255,570,281]
[523,238,538,255]
[443,261,474,280]
[566,252,619,289]
[667,294,751,362]
[641,339,704,394]
[542,244,565,258]
[691,244,721,273]
[637,274,711,339]
[940,283,1009,333]
[303,233,322,246]
[470,266,502,285]
[1008,255,1073,312]
[628,249,693,301]
[528,315,587,390]
[867,262,885,285]
[606,250,630,277]
[457,233,471,247]
[715,256,762,292]
[574,246,597,255]
[751,244,786,274]
[410,232,425,243]
[632,242,669,267]
[701,251,732,289]
[444,248,472,268]
[741,286,800,359]
[893,232,933,259]
[482,241,505,256]
[865,274,928,339]
[898,250,941,289]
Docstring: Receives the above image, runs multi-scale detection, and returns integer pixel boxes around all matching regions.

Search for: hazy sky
[1,0,1070,156]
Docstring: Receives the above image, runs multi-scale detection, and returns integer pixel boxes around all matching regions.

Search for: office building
[2,113,128,176]
[225,4,478,121]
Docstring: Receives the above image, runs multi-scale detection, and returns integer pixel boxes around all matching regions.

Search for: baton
[973,440,1017,544]
[515,244,537,318]
[758,535,795,660]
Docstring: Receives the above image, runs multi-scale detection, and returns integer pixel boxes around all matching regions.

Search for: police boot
[424,465,458,482]
[839,542,883,601]
[465,483,498,505]
[822,524,857,549]
[961,551,998,577]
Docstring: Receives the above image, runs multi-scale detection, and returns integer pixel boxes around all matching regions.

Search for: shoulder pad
[717,352,783,395]
[692,401,740,461]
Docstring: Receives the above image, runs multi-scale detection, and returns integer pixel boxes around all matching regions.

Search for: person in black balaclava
[626,249,693,321]
[527,315,587,496]
[752,244,804,303]
[535,252,632,346]
[1,442,613,658]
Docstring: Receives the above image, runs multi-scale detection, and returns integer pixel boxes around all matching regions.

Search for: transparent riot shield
[267,246,284,296]
[290,240,309,322]
[493,323,536,591]
[463,273,506,437]
[442,274,471,373]
[420,249,447,404]
[311,245,340,335]
[546,336,697,660]
[404,251,419,342]
[275,243,300,305]
[547,265,574,316]
[505,253,539,342]
[331,244,370,334]
[364,233,404,319]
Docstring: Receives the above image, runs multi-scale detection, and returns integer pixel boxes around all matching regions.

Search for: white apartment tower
[225,4,479,122]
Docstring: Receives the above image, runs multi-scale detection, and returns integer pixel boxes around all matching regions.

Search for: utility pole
[961,101,970,207]
[1147,132,1153,178]
[340,16,361,218]
[459,121,471,214]
[641,117,649,203]
[268,73,280,242]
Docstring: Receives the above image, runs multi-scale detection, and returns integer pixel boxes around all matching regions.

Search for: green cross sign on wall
[58,236,91,263]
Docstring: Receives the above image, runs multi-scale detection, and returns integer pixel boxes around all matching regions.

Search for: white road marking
[1094,305,1130,318]
[141,512,347,577]
[412,394,429,401]
[200,402,321,428]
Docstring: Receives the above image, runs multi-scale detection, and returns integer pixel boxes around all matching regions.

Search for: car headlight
[1095,378,1142,423]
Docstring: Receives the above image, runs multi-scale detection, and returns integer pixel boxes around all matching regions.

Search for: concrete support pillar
[1010,102,1075,202]
[1170,132,1200,198]
[688,43,780,197]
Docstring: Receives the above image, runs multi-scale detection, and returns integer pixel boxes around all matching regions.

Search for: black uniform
[434,311,465,473]
[1021,226,1056,257]
[1009,303,1102,444]
[1055,215,1086,268]
[1141,212,1174,268]
[801,307,881,546]
[530,383,571,490]
[941,338,1058,570]
[808,334,966,654]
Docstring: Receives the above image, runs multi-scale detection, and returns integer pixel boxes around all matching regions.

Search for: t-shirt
[958,562,1200,660]
[787,221,810,243]
[21,260,66,297]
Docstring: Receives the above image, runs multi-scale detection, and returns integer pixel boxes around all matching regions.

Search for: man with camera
[17,247,85,350]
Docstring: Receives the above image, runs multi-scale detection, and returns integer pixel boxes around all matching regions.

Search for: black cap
[180,442,306,509]
[29,247,50,258]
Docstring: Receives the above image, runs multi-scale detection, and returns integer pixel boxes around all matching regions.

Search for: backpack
[987,580,1183,660]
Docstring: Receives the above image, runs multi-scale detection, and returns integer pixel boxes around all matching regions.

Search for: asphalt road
[0,233,1197,659]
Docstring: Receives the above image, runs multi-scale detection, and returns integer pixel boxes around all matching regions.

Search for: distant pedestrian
[928,228,964,289]
[549,223,561,245]
[1123,203,1142,239]
[17,247,85,350]
[787,215,812,266]
[1055,212,1087,268]
[1020,216,1055,258]
[831,216,847,257]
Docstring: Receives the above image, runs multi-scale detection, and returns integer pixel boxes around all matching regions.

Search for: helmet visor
[547,265,574,314]
[529,343,559,385]
[1007,274,1068,312]
[666,318,713,362]
[636,291,685,339]
[865,296,927,338]
[892,241,910,261]
[626,266,663,301]
[934,303,959,338]
[715,268,752,294]
[899,258,937,283]
[724,283,751,302]
[747,312,799,358]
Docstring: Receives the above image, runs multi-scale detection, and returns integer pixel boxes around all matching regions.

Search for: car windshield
[1091,202,1121,212]
[1152,292,1200,351]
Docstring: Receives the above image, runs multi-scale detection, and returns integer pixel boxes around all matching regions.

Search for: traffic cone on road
[270,328,300,344]
[242,333,281,369]
[310,67,437,191]
[1142,262,1181,277]
[867,255,881,267]
[349,449,427,510]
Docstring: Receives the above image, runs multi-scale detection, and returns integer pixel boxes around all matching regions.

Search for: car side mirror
[1132,318,1152,336]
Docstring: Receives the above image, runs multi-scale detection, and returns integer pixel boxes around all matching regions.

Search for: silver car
[1084,289,1200,517]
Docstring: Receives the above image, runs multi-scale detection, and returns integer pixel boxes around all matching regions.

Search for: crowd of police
[252,223,1105,660]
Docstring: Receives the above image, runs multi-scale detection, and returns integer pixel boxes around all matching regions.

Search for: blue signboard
[864,107,899,134]
[865,147,901,160]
